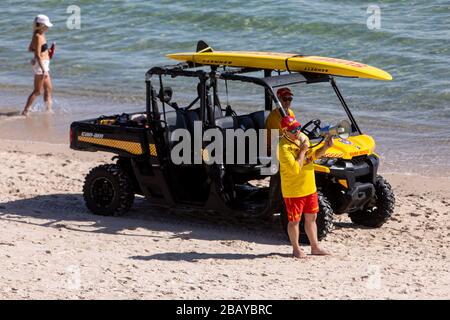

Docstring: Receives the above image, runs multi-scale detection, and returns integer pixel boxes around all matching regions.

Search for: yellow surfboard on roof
[166,44,392,81]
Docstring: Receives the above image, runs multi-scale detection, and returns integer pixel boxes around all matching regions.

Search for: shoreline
[0,137,449,299]
[1,133,450,178]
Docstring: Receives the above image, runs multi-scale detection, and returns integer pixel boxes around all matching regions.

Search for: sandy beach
[0,138,448,300]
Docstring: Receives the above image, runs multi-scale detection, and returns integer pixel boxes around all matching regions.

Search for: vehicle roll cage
[145,63,362,134]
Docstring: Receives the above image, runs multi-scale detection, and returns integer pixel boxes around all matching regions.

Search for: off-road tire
[280,191,334,244]
[349,175,395,228]
[83,164,135,216]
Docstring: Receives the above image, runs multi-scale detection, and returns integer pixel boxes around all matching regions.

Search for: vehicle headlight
[314,158,338,166]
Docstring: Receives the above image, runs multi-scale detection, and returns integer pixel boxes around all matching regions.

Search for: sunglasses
[282,96,293,102]
[289,127,301,134]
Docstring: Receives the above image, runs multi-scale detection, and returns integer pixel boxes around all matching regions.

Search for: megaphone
[319,120,351,139]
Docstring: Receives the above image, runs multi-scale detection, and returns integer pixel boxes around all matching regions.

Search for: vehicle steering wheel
[301,119,321,138]
[300,118,324,148]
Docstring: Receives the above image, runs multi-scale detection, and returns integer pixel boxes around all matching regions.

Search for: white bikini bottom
[32,59,50,75]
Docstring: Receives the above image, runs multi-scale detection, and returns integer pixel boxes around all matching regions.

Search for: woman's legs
[22,75,44,116]
[43,74,53,112]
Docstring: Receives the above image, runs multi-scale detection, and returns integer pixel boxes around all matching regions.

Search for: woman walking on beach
[22,14,55,116]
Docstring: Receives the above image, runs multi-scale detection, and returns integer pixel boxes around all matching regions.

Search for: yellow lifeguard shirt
[265,108,296,132]
[277,135,318,198]
[265,108,296,149]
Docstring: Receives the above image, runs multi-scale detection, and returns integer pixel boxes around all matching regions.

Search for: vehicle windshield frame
[145,64,362,134]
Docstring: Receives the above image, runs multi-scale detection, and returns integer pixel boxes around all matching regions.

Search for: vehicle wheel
[280,191,334,244]
[349,175,395,228]
[83,164,135,216]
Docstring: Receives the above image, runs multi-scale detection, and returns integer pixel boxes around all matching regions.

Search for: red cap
[277,87,293,98]
[280,116,301,132]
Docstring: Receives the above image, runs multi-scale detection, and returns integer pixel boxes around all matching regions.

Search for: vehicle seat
[164,110,187,147]
[234,115,255,131]
[249,110,270,130]
[232,111,270,131]
[184,108,201,136]
[213,104,223,119]
[215,116,234,129]
[164,110,187,132]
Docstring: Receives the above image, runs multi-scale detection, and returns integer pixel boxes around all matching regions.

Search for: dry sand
[0,138,449,299]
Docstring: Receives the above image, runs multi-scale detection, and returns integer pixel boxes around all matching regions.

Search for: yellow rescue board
[166,51,392,81]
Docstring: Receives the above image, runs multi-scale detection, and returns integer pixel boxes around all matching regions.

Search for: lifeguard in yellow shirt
[278,116,334,259]
[265,87,296,147]
[265,87,297,201]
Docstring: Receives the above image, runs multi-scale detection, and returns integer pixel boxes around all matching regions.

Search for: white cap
[35,14,53,27]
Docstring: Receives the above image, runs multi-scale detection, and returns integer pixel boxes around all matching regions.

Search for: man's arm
[313,135,334,159]
[297,141,309,168]
[280,144,305,175]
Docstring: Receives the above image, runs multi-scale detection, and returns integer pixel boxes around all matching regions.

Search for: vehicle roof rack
[219,72,330,90]
[146,63,330,88]
[219,67,262,76]
[146,63,208,79]
[263,72,330,87]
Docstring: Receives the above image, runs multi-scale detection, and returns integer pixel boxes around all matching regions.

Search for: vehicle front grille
[350,155,367,165]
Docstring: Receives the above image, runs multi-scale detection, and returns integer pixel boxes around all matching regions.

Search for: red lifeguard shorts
[283,192,319,222]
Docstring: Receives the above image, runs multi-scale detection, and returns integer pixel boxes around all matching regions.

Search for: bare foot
[293,249,307,259]
[21,110,29,117]
[311,247,331,256]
